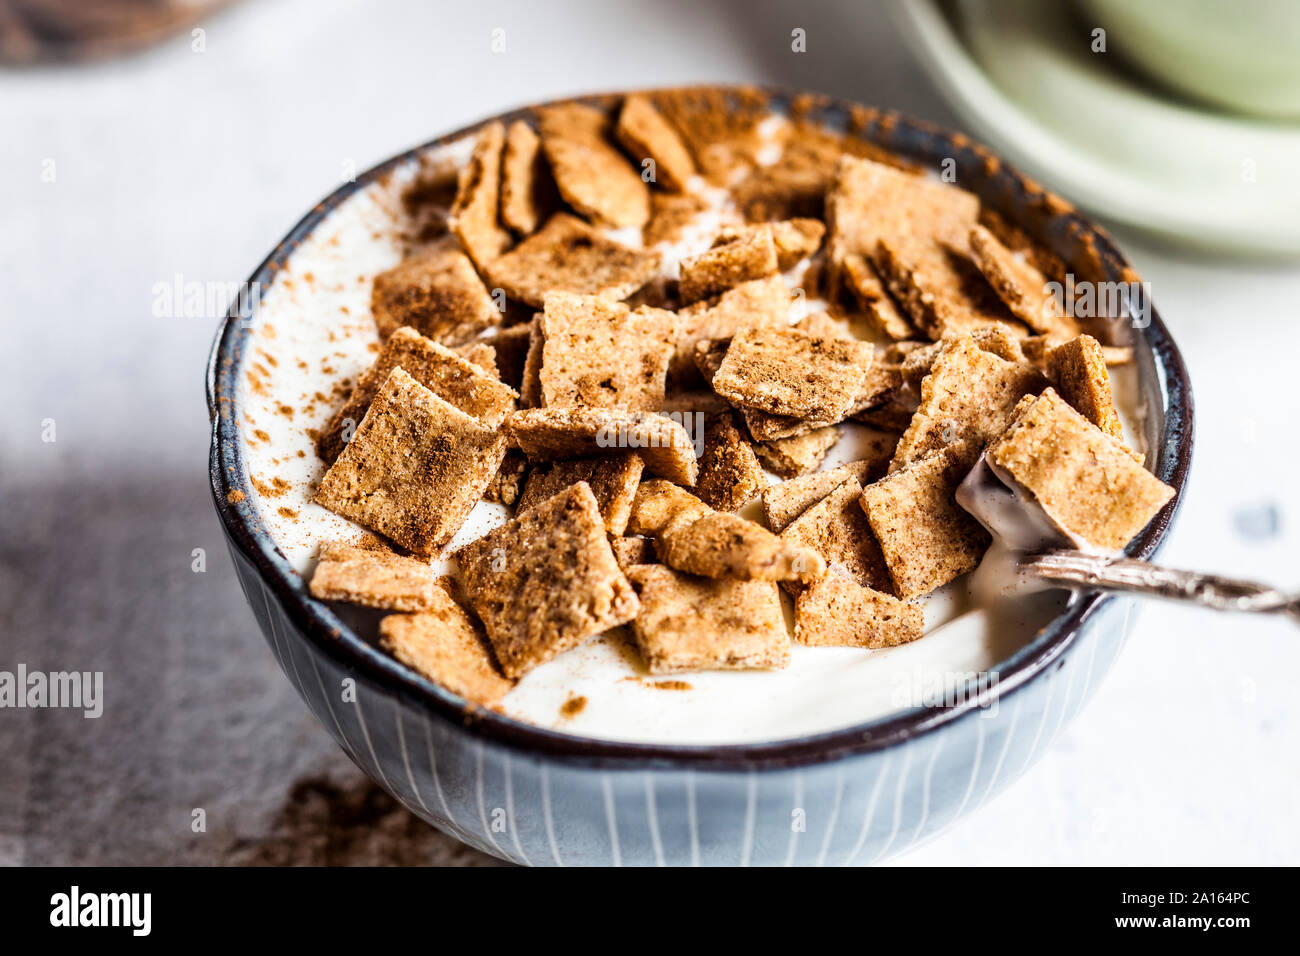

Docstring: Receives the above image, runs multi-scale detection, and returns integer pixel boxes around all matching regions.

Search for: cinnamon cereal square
[379,585,515,707]
[458,482,640,678]
[626,565,790,673]
[515,452,644,536]
[538,292,676,411]
[484,212,660,308]
[694,414,766,512]
[370,240,502,344]
[969,225,1080,338]
[760,458,879,533]
[987,389,1174,550]
[317,326,518,463]
[610,536,656,571]
[309,539,440,611]
[794,572,924,648]
[313,368,507,558]
[450,121,512,268]
[712,327,873,420]
[538,103,650,228]
[615,94,696,192]
[1046,334,1126,443]
[672,274,790,380]
[714,219,825,271]
[780,478,893,593]
[859,442,990,599]
[752,425,840,478]
[889,334,1046,472]
[678,226,779,305]
[508,408,699,485]
[500,120,557,236]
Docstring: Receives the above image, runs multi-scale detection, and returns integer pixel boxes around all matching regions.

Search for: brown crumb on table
[313,368,507,558]
[458,482,639,679]
[484,212,660,309]
[539,103,650,228]
[987,389,1174,550]
[626,564,790,673]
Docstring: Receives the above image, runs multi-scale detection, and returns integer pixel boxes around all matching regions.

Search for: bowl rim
[207,84,1194,772]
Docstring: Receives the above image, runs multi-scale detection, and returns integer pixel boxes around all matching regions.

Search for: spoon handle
[1020,550,1300,622]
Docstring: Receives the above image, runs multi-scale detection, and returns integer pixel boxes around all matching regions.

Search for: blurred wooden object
[0,0,235,62]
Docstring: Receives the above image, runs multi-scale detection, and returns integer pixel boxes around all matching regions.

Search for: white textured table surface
[1,0,1296,866]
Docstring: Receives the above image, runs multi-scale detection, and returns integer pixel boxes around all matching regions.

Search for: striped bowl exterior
[228,536,1136,866]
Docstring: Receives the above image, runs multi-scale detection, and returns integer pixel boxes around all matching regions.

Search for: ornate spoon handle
[1020,550,1300,622]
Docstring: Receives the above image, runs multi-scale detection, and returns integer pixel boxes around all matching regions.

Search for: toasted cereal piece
[1046,334,1125,443]
[626,565,790,673]
[454,341,498,376]
[484,212,660,308]
[712,327,873,421]
[610,536,656,571]
[826,154,979,268]
[780,478,892,593]
[538,103,650,228]
[379,588,515,707]
[500,120,557,236]
[969,225,1080,338]
[626,479,713,535]
[841,252,915,340]
[792,310,849,340]
[794,572,924,648]
[313,369,507,557]
[889,335,1046,472]
[484,448,528,506]
[508,407,699,485]
[859,442,990,599]
[449,121,511,269]
[458,482,640,678]
[714,218,826,271]
[874,235,1023,341]
[484,322,533,390]
[658,511,825,582]
[316,327,518,463]
[659,388,732,418]
[752,425,840,478]
[987,389,1174,550]
[642,191,711,245]
[671,274,790,380]
[694,414,766,512]
[309,540,440,611]
[735,361,900,443]
[370,241,502,344]
[519,315,544,407]
[538,292,676,411]
[761,459,879,532]
[678,227,779,305]
[515,452,644,535]
[615,94,696,192]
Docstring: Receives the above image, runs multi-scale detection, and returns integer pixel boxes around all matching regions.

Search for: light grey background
[1,0,1296,865]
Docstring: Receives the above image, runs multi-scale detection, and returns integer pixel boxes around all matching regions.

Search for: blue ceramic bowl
[207,87,1192,866]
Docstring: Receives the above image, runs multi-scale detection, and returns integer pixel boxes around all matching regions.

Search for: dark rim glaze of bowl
[207,85,1194,771]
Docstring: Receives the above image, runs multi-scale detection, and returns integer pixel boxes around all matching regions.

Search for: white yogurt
[236,130,1143,745]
